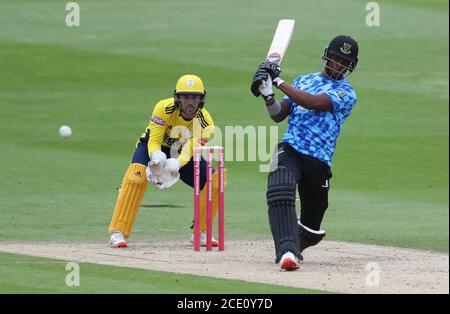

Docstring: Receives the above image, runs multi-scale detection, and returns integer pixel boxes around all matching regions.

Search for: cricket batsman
[108,74,226,248]
[251,35,359,270]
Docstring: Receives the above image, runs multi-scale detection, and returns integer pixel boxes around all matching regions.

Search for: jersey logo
[340,43,352,55]
[322,180,329,188]
[150,115,165,126]
[337,89,346,98]
[163,134,177,146]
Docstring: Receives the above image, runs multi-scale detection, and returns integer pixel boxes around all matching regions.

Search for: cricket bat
[266,19,295,65]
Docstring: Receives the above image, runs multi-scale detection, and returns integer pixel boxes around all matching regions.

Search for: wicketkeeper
[108,74,227,248]
[251,35,359,270]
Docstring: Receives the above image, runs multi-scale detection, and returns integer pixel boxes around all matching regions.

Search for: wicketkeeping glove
[164,158,180,175]
[146,150,167,186]
[148,150,167,175]
[146,165,162,186]
[157,158,180,190]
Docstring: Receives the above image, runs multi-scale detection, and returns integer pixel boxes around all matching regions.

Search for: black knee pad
[267,167,296,205]
[298,220,326,253]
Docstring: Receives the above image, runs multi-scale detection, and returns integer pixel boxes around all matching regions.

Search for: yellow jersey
[140,98,215,167]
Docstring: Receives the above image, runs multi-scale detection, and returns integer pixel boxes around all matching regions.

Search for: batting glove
[251,69,269,97]
[258,76,275,102]
[260,60,281,79]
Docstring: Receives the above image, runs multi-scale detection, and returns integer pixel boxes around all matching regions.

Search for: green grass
[0,0,448,293]
[0,252,325,294]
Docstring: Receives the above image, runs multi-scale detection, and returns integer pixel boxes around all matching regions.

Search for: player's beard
[180,103,199,120]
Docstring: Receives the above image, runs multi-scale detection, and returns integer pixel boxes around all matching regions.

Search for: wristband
[273,77,285,88]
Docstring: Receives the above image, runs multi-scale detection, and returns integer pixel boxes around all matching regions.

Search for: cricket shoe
[109,232,128,248]
[280,251,301,271]
[190,231,219,247]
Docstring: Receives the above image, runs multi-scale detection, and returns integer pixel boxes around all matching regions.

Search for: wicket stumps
[193,146,225,251]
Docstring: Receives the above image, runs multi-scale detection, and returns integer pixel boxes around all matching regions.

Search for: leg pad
[108,163,148,238]
[267,167,301,263]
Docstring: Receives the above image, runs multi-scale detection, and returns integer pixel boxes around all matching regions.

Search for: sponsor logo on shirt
[151,115,165,126]
[163,134,177,146]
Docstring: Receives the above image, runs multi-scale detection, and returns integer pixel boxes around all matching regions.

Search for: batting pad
[108,163,148,238]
